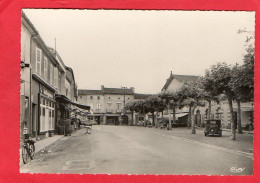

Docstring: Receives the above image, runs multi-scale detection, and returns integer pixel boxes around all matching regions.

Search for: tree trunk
[131,111,134,126]
[152,112,155,126]
[168,103,172,130]
[155,109,159,128]
[191,106,196,134]
[162,111,164,123]
[187,106,191,128]
[228,98,236,140]
[208,100,212,119]
[237,100,243,134]
[172,106,176,127]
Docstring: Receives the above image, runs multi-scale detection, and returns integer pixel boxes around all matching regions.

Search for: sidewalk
[20,135,64,166]
[144,126,254,154]
[222,128,254,135]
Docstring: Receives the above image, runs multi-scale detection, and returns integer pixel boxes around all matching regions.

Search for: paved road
[21,125,253,175]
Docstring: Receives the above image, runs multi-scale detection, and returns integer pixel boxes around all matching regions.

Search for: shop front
[38,85,56,138]
[55,94,90,135]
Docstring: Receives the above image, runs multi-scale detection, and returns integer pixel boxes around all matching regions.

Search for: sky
[23,9,255,94]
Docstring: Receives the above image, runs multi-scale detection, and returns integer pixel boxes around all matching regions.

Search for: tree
[232,29,255,133]
[145,95,161,126]
[125,101,138,125]
[204,62,236,140]
[158,91,180,130]
[177,79,205,134]
[202,77,221,120]
[229,47,254,133]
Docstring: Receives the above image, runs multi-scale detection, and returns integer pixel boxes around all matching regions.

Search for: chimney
[170,71,173,76]
[101,85,104,91]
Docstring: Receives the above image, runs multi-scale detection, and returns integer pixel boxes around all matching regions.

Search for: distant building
[78,86,144,125]
[161,71,254,129]
[162,71,198,92]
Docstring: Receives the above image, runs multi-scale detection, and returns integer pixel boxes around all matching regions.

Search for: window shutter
[36,47,41,75]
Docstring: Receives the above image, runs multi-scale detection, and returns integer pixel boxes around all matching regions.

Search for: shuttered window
[50,64,53,85]
[44,57,48,80]
[54,67,58,88]
[36,47,42,75]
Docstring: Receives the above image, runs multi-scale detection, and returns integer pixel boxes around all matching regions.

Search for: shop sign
[40,85,54,98]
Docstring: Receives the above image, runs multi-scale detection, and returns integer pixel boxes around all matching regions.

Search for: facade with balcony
[78,85,135,125]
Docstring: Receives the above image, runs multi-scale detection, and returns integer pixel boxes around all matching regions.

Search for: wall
[104,94,134,113]
[165,78,183,92]
[65,69,75,101]
[78,94,105,113]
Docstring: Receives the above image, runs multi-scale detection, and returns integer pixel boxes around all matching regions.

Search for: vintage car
[204,119,222,137]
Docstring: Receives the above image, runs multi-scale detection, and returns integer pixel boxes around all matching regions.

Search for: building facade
[78,85,136,125]
[161,71,254,129]
[21,12,88,141]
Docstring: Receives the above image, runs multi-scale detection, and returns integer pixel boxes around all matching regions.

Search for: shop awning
[55,94,91,110]
[175,113,189,118]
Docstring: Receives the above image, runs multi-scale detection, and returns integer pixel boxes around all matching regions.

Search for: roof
[134,93,151,99]
[78,90,103,95]
[103,87,134,95]
[22,12,58,66]
[162,74,199,91]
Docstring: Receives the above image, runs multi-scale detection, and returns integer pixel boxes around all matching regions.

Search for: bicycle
[21,136,35,164]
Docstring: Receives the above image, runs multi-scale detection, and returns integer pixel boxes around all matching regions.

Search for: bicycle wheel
[29,143,35,160]
[22,146,29,164]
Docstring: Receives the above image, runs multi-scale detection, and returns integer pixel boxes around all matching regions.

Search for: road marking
[62,159,95,171]
[143,129,253,159]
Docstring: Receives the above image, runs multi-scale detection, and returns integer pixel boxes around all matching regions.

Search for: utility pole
[122,87,127,114]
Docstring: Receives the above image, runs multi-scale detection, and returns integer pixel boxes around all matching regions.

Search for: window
[117,103,121,110]
[58,71,62,92]
[54,67,58,88]
[90,96,93,100]
[97,102,101,110]
[97,96,100,100]
[40,97,55,132]
[50,64,53,85]
[42,108,45,116]
[80,96,82,99]
[44,57,48,80]
[36,47,42,75]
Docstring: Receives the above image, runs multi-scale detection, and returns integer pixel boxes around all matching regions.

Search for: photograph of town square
[20,9,255,175]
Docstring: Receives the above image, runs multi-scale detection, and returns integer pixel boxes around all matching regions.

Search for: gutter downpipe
[30,33,39,138]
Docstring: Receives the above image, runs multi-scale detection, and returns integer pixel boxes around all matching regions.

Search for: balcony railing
[106,109,122,113]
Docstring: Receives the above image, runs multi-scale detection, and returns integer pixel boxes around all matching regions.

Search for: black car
[204,119,222,137]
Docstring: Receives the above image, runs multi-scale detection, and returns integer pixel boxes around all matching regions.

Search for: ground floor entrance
[106,116,120,125]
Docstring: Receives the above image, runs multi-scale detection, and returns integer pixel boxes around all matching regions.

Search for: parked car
[204,119,222,137]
